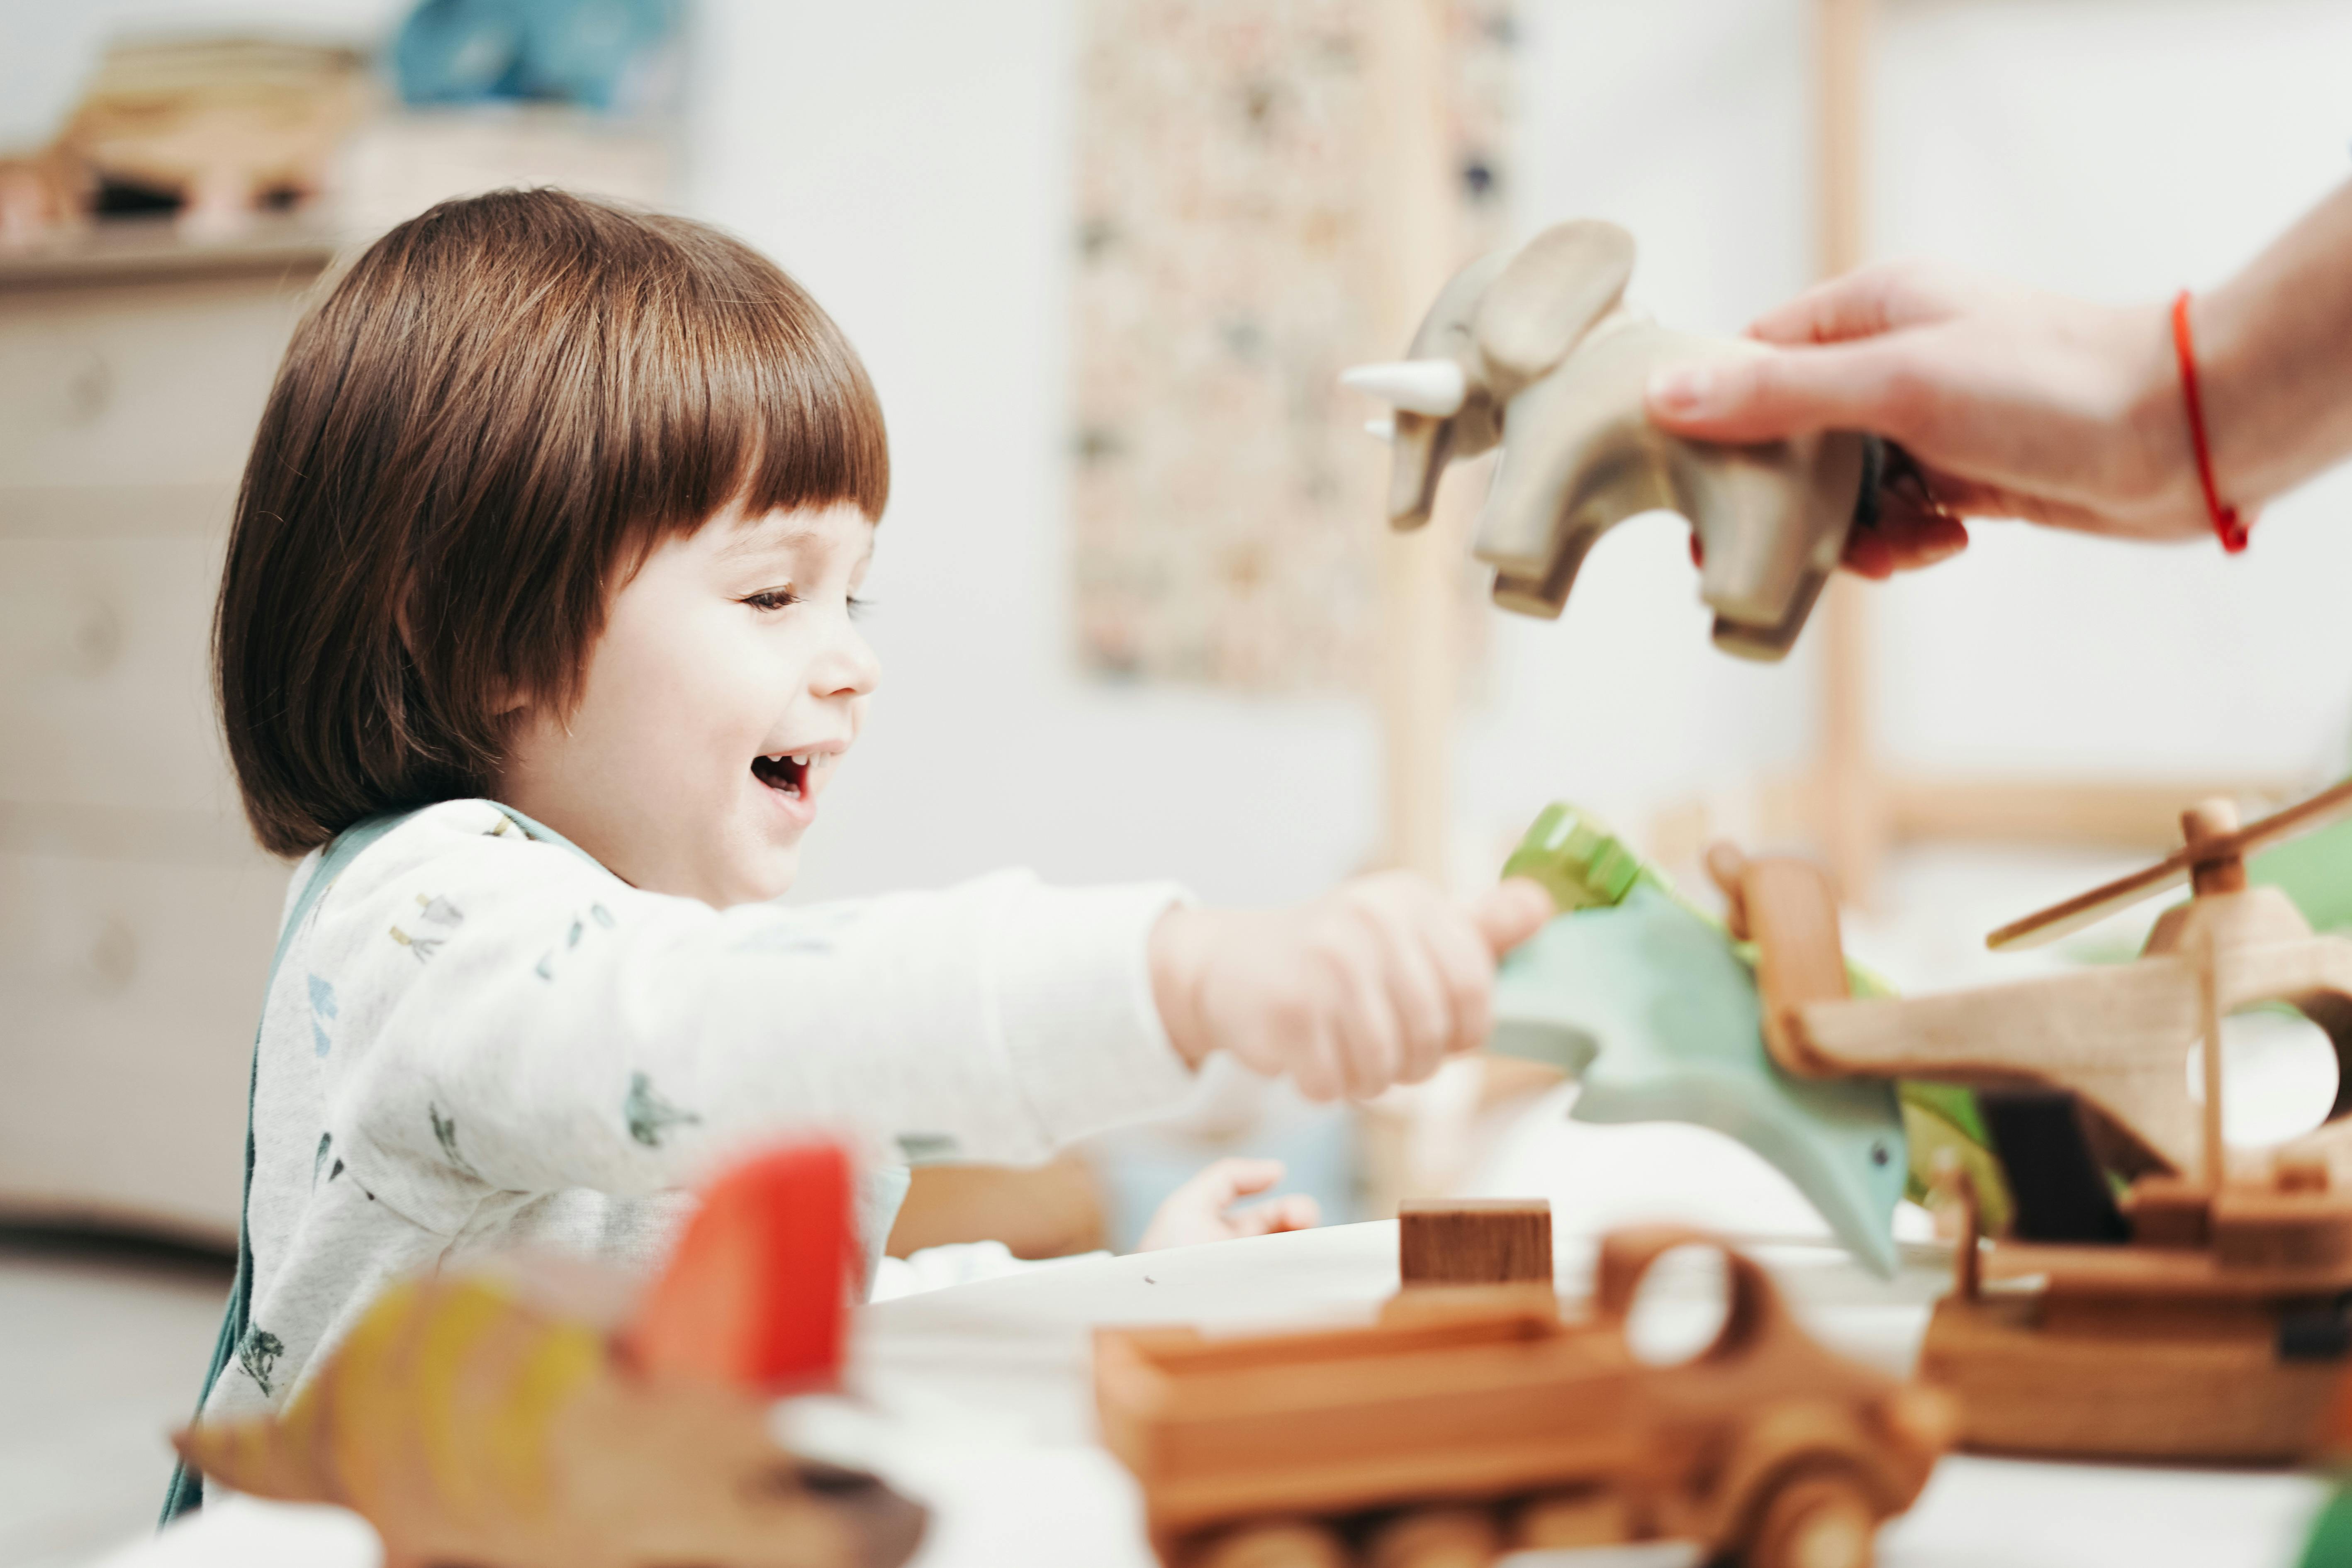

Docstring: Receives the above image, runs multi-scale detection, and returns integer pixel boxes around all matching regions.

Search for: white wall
[687,2,1383,906]
[1870,0,2352,782]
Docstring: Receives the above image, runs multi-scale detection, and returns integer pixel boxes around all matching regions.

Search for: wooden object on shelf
[59,39,372,232]
[1095,1220,1950,1568]
[1397,1197,1552,1287]
[1344,218,1872,662]
[177,1142,927,1568]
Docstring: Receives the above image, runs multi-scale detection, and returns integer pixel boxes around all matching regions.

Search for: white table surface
[102,1221,2328,1568]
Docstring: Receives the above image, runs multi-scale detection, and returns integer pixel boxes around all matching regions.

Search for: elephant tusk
[1339,359,1467,417]
[1364,418,1395,443]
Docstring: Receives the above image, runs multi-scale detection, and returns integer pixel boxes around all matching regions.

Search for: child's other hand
[1149,873,1555,1102]
[1137,1158,1321,1252]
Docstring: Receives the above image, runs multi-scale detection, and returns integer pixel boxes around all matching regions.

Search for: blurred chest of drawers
[0,222,337,1247]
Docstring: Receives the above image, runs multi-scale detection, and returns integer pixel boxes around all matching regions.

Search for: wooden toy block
[174,1141,925,1568]
[1397,1198,1553,1288]
[1342,219,1876,662]
[1095,1221,1952,1568]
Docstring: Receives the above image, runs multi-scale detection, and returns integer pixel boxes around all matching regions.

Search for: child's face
[499,501,879,907]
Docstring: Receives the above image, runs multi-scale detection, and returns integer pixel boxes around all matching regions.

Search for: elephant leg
[1712,564,1829,661]
[1490,514,1603,620]
[1386,410,1456,530]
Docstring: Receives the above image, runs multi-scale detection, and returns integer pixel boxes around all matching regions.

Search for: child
[186,190,1552,1457]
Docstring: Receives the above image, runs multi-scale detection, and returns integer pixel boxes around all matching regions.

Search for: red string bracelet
[2171,289,2250,553]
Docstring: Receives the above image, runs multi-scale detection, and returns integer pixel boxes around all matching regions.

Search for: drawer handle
[70,598,122,676]
[59,348,112,427]
[87,915,137,995]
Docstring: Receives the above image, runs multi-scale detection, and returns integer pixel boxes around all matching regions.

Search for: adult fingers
[1645,340,1920,446]
[1845,497,1969,579]
[1747,258,1981,347]
[1468,878,1554,956]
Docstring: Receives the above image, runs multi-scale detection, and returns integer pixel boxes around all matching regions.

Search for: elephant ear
[1473,219,1636,384]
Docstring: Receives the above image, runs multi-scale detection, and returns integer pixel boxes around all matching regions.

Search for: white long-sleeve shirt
[200,798,1191,1419]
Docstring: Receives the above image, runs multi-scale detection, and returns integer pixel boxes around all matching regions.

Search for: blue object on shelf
[394,0,678,113]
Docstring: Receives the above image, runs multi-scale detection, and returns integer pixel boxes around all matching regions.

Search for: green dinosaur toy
[1488,803,2003,1278]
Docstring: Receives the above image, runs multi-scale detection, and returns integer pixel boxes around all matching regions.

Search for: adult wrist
[2116,298,2211,529]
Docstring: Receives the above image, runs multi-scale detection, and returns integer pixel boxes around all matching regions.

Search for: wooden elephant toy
[1344,219,1881,661]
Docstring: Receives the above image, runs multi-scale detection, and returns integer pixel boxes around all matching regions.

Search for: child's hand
[1149,873,1555,1102]
[1137,1158,1321,1252]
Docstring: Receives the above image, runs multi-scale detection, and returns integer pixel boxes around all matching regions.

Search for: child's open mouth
[751,752,813,798]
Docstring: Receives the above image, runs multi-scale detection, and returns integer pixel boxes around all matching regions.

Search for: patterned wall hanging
[1071,0,1516,691]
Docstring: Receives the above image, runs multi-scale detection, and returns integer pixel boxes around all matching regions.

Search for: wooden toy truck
[1095,1205,1952,1568]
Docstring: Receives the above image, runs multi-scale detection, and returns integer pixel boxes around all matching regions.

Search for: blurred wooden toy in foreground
[1342,218,1880,661]
[173,1142,927,1568]
[1774,783,2352,1464]
[1095,1199,1953,1568]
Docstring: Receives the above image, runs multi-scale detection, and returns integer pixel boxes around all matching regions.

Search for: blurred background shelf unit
[0,222,337,1250]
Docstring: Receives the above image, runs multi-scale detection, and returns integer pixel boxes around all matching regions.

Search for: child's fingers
[1356,901,1456,1084]
[1319,931,1403,1100]
[1232,1193,1322,1237]
[1415,904,1499,1059]
[1284,1012,1346,1104]
[1468,877,1555,955]
[1199,1157,1285,1204]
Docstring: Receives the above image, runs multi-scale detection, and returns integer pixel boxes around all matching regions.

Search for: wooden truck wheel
[1744,1469,1877,1568]
[1180,1519,1354,1568]
[1362,1505,1501,1568]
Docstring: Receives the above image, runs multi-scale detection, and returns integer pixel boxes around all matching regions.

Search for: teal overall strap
[159,812,409,1525]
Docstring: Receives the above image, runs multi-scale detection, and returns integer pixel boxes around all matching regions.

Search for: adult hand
[1644,259,2204,577]
[1135,1157,1321,1251]
[1150,872,1555,1103]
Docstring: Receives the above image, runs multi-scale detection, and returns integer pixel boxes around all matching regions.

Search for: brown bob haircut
[216,188,888,856]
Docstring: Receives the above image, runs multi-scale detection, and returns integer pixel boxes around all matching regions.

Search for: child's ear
[391,581,534,716]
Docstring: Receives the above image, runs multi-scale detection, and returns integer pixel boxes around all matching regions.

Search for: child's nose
[814,621,880,699]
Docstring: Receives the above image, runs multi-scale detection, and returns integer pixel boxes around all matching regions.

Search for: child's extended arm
[307,806,1550,1223]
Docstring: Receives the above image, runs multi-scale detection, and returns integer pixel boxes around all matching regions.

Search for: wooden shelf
[0,212,347,290]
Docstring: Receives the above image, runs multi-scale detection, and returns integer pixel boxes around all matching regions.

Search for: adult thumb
[1645,342,1905,445]
[1469,877,1556,956]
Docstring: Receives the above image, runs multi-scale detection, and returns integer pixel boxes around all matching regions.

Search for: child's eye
[847,595,874,621]
[743,587,799,612]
